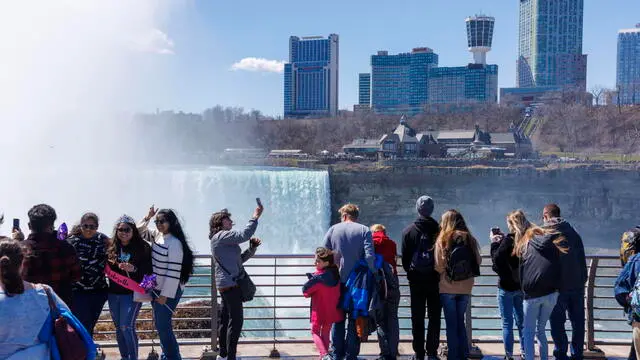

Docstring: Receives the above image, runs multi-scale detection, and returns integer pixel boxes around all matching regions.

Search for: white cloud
[231,57,285,73]
[130,28,175,55]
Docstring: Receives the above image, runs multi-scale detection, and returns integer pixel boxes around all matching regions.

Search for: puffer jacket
[303,267,343,325]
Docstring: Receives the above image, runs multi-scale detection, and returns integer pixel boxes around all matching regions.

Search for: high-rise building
[617,25,640,105]
[466,15,495,65]
[358,73,371,105]
[283,34,339,118]
[517,0,587,91]
[428,64,498,105]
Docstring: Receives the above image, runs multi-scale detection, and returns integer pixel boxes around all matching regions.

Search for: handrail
[93,253,629,356]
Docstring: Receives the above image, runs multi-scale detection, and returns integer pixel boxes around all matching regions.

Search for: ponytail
[0,239,25,296]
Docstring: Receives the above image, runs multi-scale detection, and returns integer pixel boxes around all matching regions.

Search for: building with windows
[428,64,498,105]
[516,0,587,91]
[284,34,339,118]
[358,73,371,105]
[466,15,495,65]
[617,25,640,105]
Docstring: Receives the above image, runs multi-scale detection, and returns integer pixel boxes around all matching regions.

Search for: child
[303,247,343,359]
[371,224,398,274]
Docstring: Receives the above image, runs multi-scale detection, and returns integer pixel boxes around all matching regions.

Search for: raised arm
[138,205,160,239]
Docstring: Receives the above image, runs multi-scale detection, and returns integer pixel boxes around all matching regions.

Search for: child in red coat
[303,247,343,359]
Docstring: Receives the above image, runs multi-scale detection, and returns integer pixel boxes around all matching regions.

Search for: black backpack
[446,239,478,282]
[409,227,435,274]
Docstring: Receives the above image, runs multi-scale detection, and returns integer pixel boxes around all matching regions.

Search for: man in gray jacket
[210,204,263,360]
[324,203,375,360]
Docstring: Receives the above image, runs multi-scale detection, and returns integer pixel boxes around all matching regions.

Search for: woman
[67,212,110,336]
[107,215,152,360]
[434,209,481,360]
[139,206,194,360]
[209,205,263,360]
[0,238,94,359]
[514,218,567,360]
[490,210,529,360]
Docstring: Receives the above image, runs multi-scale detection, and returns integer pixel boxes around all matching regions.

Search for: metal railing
[93,254,630,353]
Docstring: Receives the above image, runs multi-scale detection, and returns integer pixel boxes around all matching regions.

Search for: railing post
[201,255,218,359]
[269,256,280,358]
[585,258,603,356]
[467,292,482,359]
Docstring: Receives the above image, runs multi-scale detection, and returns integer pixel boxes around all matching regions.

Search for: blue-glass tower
[358,73,371,105]
[617,25,640,105]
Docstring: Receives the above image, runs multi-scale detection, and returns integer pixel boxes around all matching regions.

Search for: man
[324,204,375,360]
[21,204,81,306]
[543,204,588,360]
[401,195,441,360]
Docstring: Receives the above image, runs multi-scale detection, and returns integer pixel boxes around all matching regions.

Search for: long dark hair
[0,239,25,296]
[158,209,194,283]
[69,212,100,238]
[107,219,146,266]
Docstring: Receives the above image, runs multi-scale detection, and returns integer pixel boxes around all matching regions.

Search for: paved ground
[100,342,632,360]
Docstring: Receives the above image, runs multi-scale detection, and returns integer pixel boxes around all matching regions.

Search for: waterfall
[0,165,331,254]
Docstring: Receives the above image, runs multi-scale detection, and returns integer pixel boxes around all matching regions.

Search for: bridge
[93,254,631,359]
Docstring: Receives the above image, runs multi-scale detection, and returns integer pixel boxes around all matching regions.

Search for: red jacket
[373,231,398,275]
[302,267,343,325]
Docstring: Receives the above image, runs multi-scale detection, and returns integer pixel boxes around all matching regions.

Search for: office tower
[466,15,495,65]
[283,34,339,118]
[517,0,587,91]
[617,25,640,105]
[427,64,498,105]
[358,73,371,105]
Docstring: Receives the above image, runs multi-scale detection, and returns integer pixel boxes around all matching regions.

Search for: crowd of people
[2,196,638,360]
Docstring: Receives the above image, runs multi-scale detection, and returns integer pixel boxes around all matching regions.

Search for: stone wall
[329,166,640,251]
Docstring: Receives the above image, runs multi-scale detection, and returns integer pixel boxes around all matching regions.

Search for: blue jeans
[440,293,470,360]
[377,284,400,360]
[523,292,559,360]
[498,289,525,358]
[71,289,108,337]
[153,287,184,360]
[108,293,142,360]
[550,289,585,360]
[330,315,360,360]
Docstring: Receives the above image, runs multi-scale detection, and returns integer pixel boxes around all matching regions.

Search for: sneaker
[504,357,515,360]
[216,356,227,360]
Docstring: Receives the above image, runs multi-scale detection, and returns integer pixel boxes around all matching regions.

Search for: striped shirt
[138,220,184,299]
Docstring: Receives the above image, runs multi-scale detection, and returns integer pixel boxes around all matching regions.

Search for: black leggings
[219,287,244,360]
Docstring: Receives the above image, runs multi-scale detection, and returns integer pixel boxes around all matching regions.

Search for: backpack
[409,226,435,274]
[620,226,640,266]
[630,275,640,319]
[446,238,479,282]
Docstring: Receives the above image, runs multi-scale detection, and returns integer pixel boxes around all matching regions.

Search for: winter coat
[490,234,521,292]
[401,216,440,284]
[302,267,343,325]
[614,253,640,323]
[372,231,398,274]
[543,218,587,292]
[108,240,153,295]
[520,232,562,299]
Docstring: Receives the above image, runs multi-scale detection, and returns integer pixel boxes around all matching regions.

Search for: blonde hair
[507,210,533,256]
[370,224,386,233]
[339,204,359,220]
[436,210,478,260]
[514,225,569,258]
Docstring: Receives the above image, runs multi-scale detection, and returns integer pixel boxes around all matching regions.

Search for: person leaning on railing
[209,204,264,360]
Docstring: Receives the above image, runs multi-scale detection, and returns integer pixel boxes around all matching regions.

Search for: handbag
[44,286,88,360]
[215,256,256,302]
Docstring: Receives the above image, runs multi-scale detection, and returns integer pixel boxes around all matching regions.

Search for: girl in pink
[303,247,344,359]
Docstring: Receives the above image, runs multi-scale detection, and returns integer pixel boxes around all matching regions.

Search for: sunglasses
[82,224,98,230]
[154,219,167,225]
[117,227,132,233]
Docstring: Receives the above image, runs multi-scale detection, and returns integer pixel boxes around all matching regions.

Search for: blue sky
[133,0,640,116]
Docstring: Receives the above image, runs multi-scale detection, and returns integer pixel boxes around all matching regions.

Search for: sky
[57,1,640,117]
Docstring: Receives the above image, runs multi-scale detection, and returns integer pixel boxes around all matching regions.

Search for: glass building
[358,73,371,105]
[428,64,498,105]
[617,25,640,105]
[283,34,339,118]
[517,0,587,91]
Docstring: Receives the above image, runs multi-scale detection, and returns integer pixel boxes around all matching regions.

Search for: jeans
[440,293,470,360]
[219,287,244,360]
[330,315,360,360]
[153,287,183,360]
[523,292,559,360]
[71,289,108,336]
[409,282,441,358]
[108,293,142,360]
[377,284,400,360]
[550,289,585,360]
[498,289,525,358]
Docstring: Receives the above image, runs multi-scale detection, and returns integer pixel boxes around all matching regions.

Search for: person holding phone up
[209,200,264,360]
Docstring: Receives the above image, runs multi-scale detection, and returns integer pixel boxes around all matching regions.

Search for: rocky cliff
[329,165,640,251]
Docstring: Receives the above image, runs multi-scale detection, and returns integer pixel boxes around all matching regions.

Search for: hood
[414,216,439,236]
[529,231,561,253]
[315,267,340,287]
[372,231,391,245]
[544,217,570,230]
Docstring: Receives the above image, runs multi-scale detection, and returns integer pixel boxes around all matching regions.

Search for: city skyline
[617,24,640,105]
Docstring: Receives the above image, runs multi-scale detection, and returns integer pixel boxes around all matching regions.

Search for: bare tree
[590,85,606,106]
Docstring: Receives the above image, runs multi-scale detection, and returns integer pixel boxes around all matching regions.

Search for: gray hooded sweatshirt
[211,219,258,288]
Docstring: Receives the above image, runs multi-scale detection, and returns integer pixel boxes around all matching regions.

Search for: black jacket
[401,216,440,284]
[544,218,587,292]
[520,232,562,299]
[490,234,521,292]
[108,240,153,295]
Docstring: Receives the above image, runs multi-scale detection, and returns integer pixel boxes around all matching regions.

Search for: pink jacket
[302,267,343,325]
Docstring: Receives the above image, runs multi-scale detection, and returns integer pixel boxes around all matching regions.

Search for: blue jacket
[340,255,385,319]
[614,253,640,323]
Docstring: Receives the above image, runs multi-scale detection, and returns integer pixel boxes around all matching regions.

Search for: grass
[542,151,640,162]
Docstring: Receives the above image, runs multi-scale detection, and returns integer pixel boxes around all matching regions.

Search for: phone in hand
[491,227,501,235]
[256,197,263,208]
[12,218,19,230]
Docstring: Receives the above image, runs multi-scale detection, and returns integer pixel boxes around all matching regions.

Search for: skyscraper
[358,73,371,105]
[517,0,587,91]
[617,25,640,105]
[283,34,339,118]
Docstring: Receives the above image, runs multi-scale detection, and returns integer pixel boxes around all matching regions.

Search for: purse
[215,256,256,302]
[44,286,88,360]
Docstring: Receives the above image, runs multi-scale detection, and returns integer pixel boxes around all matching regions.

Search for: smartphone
[491,227,501,235]
[256,197,263,207]
[12,218,19,230]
